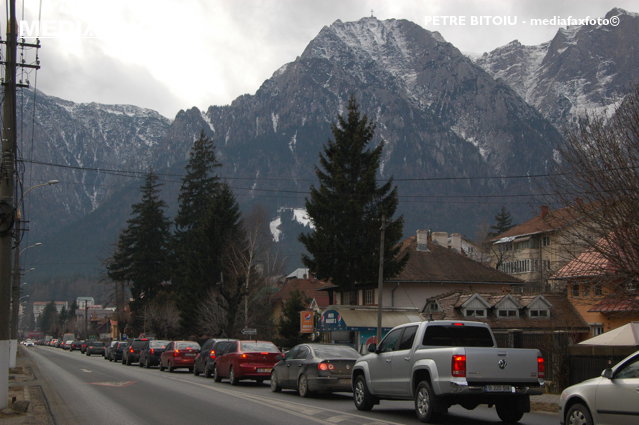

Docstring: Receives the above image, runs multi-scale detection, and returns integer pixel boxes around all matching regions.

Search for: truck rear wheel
[353,375,376,411]
[496,402,524,424]
[415,380,442,423]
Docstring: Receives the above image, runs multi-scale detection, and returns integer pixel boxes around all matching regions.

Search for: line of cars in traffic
[52,336,361,398]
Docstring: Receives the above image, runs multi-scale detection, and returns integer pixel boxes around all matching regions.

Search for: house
[422,291,589,336]
[271,274,331,321]
[491,204,592,291]
[317,230,524,350]
[32,301,69,322]
[430,231,483,263]
[553,245,639,337]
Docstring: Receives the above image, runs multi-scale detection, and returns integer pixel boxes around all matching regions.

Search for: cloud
[24,0,639,117]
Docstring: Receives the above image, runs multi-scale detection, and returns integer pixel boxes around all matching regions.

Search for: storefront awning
[317,306,422,332]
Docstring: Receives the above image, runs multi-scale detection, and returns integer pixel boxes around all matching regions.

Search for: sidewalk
[531,392,561,413]
[1,346,55,425]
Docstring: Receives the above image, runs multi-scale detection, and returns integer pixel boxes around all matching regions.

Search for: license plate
[257,368,271,373]
[484,385,514,393]
[184,353,196,357]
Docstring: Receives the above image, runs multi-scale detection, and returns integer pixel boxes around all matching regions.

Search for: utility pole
[375,216,388,344]
[0,0,18,409]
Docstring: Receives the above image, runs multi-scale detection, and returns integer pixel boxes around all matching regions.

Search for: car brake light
[240,353,248,359]
[173,350,180,357]
[261,352,269,355]
[452,355,466,378]
[318,362,335,371]
[129,347,134,353]
[150,348,155,354]
[453,322,464,326]
[537,356,545,379]
[209,350,216,359]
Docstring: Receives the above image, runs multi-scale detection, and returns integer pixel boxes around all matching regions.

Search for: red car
[159,341,200,373]
[213,340,282,385]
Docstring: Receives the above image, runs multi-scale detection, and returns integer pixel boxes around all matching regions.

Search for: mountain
[28,16,570,288]
[18,90,171,238]
[476,8,639,129]
[168,17,562,254]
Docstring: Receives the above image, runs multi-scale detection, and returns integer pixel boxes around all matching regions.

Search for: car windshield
[177,342,199,350]
[240,342,279,353]
[312,345,359,359]
[150,340,169,348]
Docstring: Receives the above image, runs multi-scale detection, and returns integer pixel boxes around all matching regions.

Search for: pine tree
[490,206,515,237]
[277,290,310,348]
[179,182,244,335]
[107,171,171,335]
[300,97,407,291]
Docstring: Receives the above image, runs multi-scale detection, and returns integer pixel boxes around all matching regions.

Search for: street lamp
[9,179,58,367]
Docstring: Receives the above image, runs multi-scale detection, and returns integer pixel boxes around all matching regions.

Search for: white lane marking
[80,369,92,373]
[166,375,407,425]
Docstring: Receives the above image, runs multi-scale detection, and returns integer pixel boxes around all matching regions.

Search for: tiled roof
[492,205,582,241]
[554,247,612,279]
[271,277,331,308]
[588,296,639,313]
[389,237,522,285]
[423,292,589,331]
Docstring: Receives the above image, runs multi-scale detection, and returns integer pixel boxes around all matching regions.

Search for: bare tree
[146,292,181,339]
[551,85,639,291]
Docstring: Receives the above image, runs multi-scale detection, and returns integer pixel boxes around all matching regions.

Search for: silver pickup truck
[352,320,544,423]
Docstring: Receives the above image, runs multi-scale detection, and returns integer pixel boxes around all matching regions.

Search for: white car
[23,339,35,347]
[560,350,639,425]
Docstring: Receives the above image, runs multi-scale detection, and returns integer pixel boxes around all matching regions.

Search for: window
[594,284,603,296]
[498,309,518,318]
[572,284,580,297]
[424,301,439,312]
[542,236,550,246]
[615,358,639,379]
[582,285,590,297]
[465,309,486,317]
[398,326,417,351]
[363,289,375,305]
[378,328,402,353]
[422,325,494,347]
[590,324,604,336]
[346,290,357,305]
[529,309,549,318]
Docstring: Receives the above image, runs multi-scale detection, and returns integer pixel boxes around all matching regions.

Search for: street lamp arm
[23,180,59,197]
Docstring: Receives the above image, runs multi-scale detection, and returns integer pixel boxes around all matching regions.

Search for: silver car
[560,350,639,425]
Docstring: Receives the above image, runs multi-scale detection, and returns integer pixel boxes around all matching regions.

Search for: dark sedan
[122,338,150,365]
[108,341,126,362]
[85,341,106,356]
[139,340,170,368]
[270,343,360,397]
[193,338,236,377]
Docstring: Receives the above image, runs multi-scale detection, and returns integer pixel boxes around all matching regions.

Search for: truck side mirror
[367,343,377,353]
[602,368,613,379]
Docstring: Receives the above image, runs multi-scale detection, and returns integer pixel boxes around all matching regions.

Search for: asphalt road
[28,346,559,425]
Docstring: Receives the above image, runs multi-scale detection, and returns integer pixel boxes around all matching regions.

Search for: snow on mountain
[476,8,639,128]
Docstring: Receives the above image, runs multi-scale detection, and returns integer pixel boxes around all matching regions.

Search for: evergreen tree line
[107,133,278,339]
[104,97,516,345]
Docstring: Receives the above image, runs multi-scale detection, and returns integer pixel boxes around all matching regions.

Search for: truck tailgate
[465,347,540,384]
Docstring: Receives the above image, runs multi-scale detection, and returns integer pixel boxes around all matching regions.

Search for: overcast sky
[12,0,637,118]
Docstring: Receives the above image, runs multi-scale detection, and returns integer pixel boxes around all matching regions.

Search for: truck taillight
[451,355,466,378]
[537,356,545,379]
